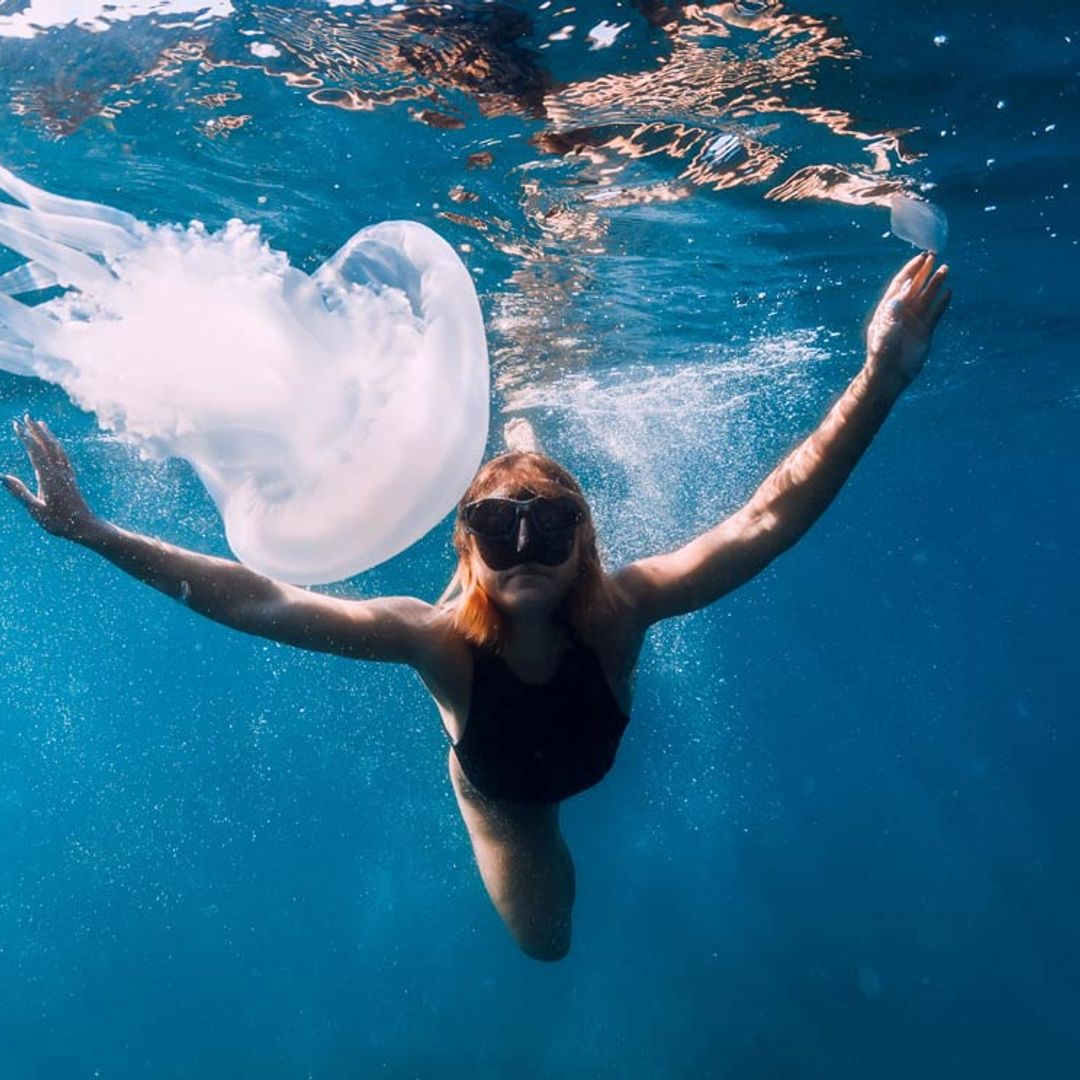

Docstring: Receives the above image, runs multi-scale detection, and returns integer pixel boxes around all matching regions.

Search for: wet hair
[438,451,613,650]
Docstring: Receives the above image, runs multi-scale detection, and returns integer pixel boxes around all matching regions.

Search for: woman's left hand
[865,251,952,389]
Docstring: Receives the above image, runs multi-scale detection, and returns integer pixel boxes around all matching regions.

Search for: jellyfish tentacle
[0,214,117,293]
[0,289,52,350]
[0,163,141,232]
[0,200,143,258]
[0,261,58,296]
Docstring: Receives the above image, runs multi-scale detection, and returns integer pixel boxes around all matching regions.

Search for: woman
[3,252,950,961]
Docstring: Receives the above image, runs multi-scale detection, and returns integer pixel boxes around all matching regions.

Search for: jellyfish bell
[889,193,948,253]
[0,165,490,585]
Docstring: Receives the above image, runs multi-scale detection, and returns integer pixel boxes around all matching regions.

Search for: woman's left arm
[615,251,952,626]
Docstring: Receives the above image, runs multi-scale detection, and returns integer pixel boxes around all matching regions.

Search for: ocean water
[0,2,1076,1077]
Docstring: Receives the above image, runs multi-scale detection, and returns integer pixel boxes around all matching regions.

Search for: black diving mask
[462,495,583,571]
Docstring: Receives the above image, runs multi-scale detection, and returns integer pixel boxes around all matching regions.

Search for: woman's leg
[448,749,576,961]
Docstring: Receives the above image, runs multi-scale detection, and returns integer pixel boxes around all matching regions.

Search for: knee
[520,938,571,962]
[516,923,572,963]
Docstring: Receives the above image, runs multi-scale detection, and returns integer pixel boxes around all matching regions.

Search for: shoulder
[577,572,648,704]
[407,601,474,704]
[332,594,451,661]
[269,589,471,671]
[388,599,468,661]
[593,566,650,638]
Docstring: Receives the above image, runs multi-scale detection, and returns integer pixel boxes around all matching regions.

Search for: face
[465,486,582,620]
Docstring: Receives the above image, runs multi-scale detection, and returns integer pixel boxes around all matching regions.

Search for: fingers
[20,415,53,457]
[929,287,952,325]
[39,421,74,473]
[909,253,937,296]
[33,418,72,467]
[889,255,950,323]
[885,251,931,301]
[12,418,46,486]
[8,416,82,518]
[920,264,950,305]
[1,472,44,512]
[25,416,70,472]
[14,415,47,454]
[14,414,73,476]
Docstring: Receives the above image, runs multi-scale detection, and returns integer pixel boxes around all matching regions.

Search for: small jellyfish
[888,194,949,253]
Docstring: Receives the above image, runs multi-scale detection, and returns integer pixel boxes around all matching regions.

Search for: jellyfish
[0,163,490,585]
[889,193,948,253]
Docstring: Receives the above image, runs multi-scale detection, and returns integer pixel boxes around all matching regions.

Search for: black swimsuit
[449,637,630,806]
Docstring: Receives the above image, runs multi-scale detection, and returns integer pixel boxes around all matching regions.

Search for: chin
[497,593,559,619]
[493,578,570,618]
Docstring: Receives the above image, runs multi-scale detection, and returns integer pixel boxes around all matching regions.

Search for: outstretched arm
[615,251,952,626]
[2,417,439,664]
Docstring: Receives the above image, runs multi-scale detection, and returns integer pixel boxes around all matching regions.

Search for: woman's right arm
[2,416,442,665]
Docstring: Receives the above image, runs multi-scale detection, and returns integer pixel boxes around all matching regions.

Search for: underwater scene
[0,1,1076,1076]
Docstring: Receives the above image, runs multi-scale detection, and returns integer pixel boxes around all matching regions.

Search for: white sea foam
[0,164,489,584]
[0,0,233,38]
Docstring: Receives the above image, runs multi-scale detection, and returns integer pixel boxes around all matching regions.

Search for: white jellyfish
[889,193,948,253]
[0,163,490,584]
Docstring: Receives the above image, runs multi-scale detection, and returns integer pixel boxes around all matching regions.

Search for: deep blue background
[0,1,1077,1076]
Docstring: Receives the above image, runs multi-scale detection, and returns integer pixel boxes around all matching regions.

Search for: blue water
[1,2,1077,1077]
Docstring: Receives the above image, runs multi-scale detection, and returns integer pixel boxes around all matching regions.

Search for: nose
[515,514,531,552]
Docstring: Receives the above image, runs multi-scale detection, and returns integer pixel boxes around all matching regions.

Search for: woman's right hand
[2,416,98,541]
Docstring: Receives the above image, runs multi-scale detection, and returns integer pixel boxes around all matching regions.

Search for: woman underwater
[3,252,950,962]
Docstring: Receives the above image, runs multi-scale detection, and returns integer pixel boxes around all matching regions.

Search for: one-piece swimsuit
[449,636,630,806]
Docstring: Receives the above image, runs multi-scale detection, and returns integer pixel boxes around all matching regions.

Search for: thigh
[448,749,576,957]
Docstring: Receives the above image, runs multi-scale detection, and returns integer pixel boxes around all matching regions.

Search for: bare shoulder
[401,601,473,705]
[602,564,652,636]
[580,572,650,707]
[346,595,470,672]
[404,600,468,664]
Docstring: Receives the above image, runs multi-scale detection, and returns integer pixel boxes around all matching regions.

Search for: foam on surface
[0,0,233,38]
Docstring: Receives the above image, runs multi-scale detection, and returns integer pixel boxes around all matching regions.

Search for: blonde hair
[438,452,613,651]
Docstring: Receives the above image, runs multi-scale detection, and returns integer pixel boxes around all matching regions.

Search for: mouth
[506,565,549,580]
